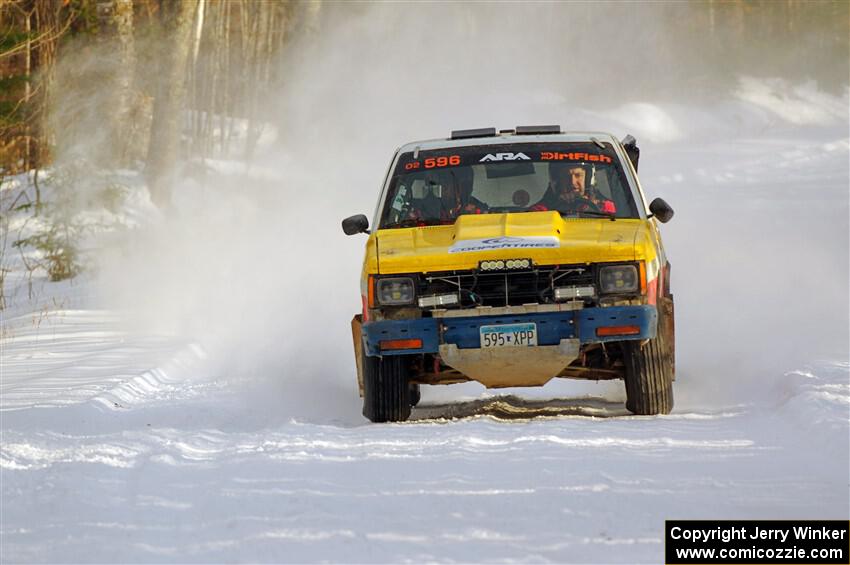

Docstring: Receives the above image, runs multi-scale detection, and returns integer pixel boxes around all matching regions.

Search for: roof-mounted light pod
[450,127,497,140]
[515,125,561,135]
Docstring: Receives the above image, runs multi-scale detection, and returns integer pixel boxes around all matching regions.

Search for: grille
[420,265,594,308]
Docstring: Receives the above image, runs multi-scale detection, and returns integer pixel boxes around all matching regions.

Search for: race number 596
[424,155,460,168]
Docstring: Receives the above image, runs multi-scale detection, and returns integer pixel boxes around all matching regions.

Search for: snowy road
[1,355,846,563]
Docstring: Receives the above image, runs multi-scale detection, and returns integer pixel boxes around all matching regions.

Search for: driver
[405,171,468,224]
[449,167,488,216]
[406,168,488,224]
[532,162,616,214]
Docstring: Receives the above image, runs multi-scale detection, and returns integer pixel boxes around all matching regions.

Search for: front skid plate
[439,339,580,388]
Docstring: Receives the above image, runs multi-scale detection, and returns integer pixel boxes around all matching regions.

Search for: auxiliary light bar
[479,258,531,272]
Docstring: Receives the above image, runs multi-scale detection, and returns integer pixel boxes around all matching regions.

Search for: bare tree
[145,0,199,207]
[182,0,295,164]
[33,0,59,162]
[112,0,136,166]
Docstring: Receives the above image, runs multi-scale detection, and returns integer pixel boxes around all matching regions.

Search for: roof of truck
[397,130,621,154]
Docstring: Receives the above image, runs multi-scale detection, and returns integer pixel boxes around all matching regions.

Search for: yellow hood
[374,211,654,274]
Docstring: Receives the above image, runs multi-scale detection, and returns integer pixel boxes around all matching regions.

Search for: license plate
[480,323,538,348]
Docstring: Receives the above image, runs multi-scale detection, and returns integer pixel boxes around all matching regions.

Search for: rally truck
[343,126,675,422]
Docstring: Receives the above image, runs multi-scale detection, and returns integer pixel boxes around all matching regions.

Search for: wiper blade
[565,210,617,221]
[383,218,444,229]
[579,210,616,220]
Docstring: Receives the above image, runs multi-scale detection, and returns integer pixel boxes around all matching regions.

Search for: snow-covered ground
[1,366,846,563]
[1,58,848,565]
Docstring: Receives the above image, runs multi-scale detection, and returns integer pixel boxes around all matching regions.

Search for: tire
[623,327,674,415]
[362,353,412,423]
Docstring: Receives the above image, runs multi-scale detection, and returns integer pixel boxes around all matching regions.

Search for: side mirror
[621,134,640,172]
[648,198,674,223]
[342,214,370,235]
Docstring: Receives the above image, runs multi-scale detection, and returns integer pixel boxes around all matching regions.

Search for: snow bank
[735,77,850,126]
[773,362,850,434]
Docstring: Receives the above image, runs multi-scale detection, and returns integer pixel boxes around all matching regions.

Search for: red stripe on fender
[362,295,370,321]
[647,277,658,305]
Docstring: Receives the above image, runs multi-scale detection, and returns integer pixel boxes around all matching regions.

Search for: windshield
[379,142,639,229]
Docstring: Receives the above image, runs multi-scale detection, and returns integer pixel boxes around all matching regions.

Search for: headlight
[376,277,415,305]
[599,265,639,294]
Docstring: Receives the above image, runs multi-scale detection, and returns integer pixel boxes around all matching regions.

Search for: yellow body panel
[363,211,659,276]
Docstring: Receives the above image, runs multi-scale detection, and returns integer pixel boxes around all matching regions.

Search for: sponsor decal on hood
[448,236,560,254]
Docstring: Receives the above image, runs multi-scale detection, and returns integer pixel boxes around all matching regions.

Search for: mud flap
[659,295,675,379]
[661,262,675,379]
[351,315,364,397]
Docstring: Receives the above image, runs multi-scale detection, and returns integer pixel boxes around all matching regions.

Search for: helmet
[550,162,594,189]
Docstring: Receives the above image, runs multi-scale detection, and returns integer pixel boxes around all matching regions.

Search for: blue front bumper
[363,305,657,356]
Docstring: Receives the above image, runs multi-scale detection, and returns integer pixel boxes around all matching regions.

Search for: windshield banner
[397,143,616,173]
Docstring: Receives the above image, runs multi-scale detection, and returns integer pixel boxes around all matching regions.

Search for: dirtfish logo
[449,236,559,253]
[479,152,531,162]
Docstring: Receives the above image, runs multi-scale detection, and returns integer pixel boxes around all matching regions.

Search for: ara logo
[479,152,531,162]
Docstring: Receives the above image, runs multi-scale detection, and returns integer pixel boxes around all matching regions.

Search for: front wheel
[362,354,412,423]
[623,333,674,416]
